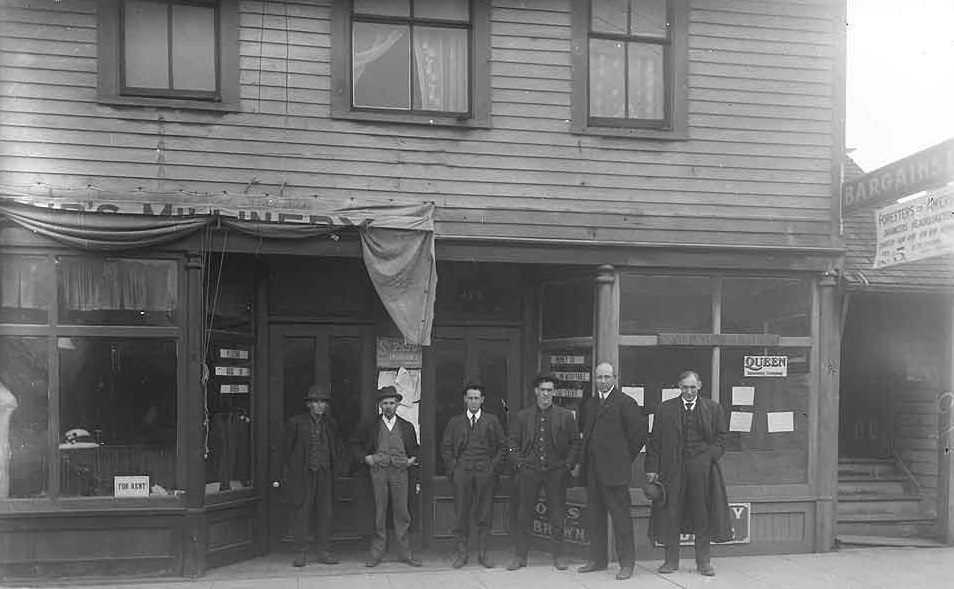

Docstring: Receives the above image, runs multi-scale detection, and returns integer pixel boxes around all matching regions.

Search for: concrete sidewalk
[8,546,953,589]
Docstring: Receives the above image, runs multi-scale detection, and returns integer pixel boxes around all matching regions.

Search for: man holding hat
[351,385,422,568]
[282,384,340,568]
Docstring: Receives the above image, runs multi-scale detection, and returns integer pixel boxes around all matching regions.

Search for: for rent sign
[873,187,954,269]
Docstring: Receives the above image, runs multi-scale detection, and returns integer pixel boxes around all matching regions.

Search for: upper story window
[572,0,687,138]
[98,0,239,111]
[332,0,490,127]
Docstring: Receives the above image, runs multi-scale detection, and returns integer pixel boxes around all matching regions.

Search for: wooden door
[421,327,522,545]
[267,325,374,550]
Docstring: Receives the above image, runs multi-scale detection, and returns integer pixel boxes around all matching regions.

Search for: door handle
[272,480,281,488]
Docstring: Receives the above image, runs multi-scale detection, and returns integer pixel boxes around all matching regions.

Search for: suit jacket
[507,404,581,472]
[441,411,506,474]
[282,412,339,506]
[350,414,420,468]
[580,387,647,486]
[645,396,733,543]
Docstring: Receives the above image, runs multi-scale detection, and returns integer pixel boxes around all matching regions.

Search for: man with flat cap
[351,385,422,568]
[282,384,340,568]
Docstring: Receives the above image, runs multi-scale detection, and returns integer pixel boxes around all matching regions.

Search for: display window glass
[1,255,51,324]
[205,339,252,495]
[58,337,178,497]
[0,337,49,499]
[722,277,811,336]
[618,347,712,414]
[57,257,178,326]
[540,348,593,416]
[541,280,594,339]
[619,274,713,334]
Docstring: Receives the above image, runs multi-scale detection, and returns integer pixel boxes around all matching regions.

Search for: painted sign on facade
[743,356,788,377]
[673,502,751,545]
[532,499,588,545]
[873,188,954,269]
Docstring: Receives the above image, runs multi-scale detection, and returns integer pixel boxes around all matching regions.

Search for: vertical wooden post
[594,265,619,372]
[815,271,841,552]
[938,295,954,544]
[182,252,206,576]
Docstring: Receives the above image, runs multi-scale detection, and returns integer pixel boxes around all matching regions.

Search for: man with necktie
[440,384,506,568]
[578,362,647,580]
[646,370,733,577]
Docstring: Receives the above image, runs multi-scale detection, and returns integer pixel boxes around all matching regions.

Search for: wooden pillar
[594,265,619,372]
[815,271,841,552]
[938,295,954,544]
[182,252,207,576]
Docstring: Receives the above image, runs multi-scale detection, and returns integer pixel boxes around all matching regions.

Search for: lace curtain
[1,256,48,310]
[60,259,176,312]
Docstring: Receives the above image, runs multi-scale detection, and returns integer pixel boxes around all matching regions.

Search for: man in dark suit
[282,384,340,568]
[578,362,647,580]
[646,370,733,577]
[440,383,506,569]
[506,374,581,571]
[351,385,422,568]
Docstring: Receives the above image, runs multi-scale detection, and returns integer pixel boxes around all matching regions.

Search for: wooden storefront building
[0,0,849,580]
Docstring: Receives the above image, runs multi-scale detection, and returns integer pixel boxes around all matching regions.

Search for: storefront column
[815,271,841,552]
[183,252,206,576]
[594,265,619,370]
[939,295,954,544]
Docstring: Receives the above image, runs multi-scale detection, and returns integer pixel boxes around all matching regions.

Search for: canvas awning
[0,190,436,345]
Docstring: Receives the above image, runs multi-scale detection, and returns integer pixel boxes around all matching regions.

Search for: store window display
[0,336,48,498]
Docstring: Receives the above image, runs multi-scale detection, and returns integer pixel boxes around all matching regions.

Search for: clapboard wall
[0,0,843,249]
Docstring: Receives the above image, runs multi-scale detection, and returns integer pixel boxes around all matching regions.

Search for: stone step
[836,534,945,548]
[838,459,899,478]
[838,478,908,496]
[837,496,922,518]
[836,515,936,538]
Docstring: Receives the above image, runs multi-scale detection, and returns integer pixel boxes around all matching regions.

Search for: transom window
[350,0,471,114]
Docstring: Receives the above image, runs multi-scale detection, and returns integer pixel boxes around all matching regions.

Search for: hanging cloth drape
[0,195,437,345]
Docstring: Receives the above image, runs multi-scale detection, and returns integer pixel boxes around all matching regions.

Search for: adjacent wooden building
[0,0,849,579]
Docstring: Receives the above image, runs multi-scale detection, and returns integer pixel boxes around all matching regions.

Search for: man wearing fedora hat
[282,384,340,568]
[351,385,422,568]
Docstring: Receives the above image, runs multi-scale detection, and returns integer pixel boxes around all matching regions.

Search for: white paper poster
[394,367,421,404]
[621,386,645,405]
[661,388,681,402]
[648,413,654,432]
[731,386,755,406]
[377,370,398,389]
[396,402,420,442]
[729,411,753,432]
[767,411,795,433]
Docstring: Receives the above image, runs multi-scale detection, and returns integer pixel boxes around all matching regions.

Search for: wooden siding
[0,0,842,250]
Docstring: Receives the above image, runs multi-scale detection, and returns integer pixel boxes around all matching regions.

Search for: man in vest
[352,385,423,568]
[440,383,506,569]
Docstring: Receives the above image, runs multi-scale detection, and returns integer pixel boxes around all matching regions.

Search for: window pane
[542,347,592,416]
[414,0,469,21]
[618,347,711,414]
[354,0,410,17]
[412,26,468,112]
[541,281,594,339]
[352,22,410,109]
[207,254,253,334]
[719,347,809,484]
[591,0,627,34]
[171,4,216,92]
[620,275,713,334]
[1,255,51,324]
[628,42,664,119]
[58,258,178,326]
[722,278,812,336]
[59,338,178,497]
[206,340,252,494]
[0,337,48,499]
[632,0,668,38]
[124,0,169,89]
[589,39,625,118]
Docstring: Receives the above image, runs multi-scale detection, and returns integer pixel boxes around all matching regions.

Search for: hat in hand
[377,385,403,404]
[304,384,332,403]
[643,479,667,506]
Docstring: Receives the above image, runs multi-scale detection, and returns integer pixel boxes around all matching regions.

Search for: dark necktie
[470,414,476,429]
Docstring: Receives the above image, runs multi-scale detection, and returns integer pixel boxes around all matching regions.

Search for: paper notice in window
[622,386,645,405]
[661,388,681,402]
[767,411,795,433]
[731,386,755,406]
[377,370,398,389]
[729,411,753,432]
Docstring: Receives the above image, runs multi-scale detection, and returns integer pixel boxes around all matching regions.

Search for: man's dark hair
[463,383,486,396]
[533,374,557,389]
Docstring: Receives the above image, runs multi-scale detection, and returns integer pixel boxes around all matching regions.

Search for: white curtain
[412,28,468,112]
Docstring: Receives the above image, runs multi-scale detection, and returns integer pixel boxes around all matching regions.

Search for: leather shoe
[365,557,381,568]
[316,551,339,565]
[478,551,494,569]
[657,562,678,574]
[553,555,568,570]
[615,566,634,580]
[292,551,307,568]
[506,555,527,570]
[578,561,607,573]
[451,552,468,569]
[403,556,423,567]
[698,563,715,576]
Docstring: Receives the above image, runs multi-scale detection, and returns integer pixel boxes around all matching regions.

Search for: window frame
[97,0,240,112]
[571,0,688,139]
[331,0,491,128]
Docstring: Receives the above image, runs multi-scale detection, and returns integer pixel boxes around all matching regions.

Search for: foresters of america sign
[874,187,954,269]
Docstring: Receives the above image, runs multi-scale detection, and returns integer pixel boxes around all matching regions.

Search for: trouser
[664,454,712,566]
[451,466,496,553]
[585,464,635,567]
[370,466,411,559]
[290,467,333,551]
[514,468,567,557]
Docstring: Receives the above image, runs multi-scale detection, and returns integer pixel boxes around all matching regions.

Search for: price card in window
[114,475,150,497]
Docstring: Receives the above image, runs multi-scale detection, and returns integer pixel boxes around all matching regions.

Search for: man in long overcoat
[440,383,506,568]
[578,362,647,580]
[506,374,581,571]
[351,385,423,568]
[282,384,340,568]
[645,370,733,577]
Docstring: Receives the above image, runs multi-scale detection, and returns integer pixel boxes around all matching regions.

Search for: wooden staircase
[836,458,937,545]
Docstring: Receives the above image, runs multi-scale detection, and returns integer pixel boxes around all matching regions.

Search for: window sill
[0,495,186,515]
[97,95,240,114]
[571,124,689,141]
[332,109,490,130]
